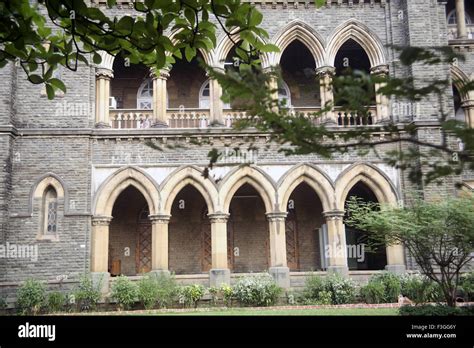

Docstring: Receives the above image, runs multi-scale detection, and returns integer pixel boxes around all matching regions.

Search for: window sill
[36,235,59,242]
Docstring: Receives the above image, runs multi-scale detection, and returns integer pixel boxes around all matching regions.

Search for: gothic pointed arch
[327,19,386,68]
[94,166,159,217]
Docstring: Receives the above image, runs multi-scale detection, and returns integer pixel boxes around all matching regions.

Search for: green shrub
[370,273,401,303]
[137,273,177,310]
[47,292,66,313]
[0,297,7,310]
[324,274,357,305]
[208,286,219,306]
[400,273,442,305]
[360,281,385,304]
[301,274,325,302]
[399,304,474,316]
[111,276,138,310]
[459,272,474,301]
[74,274,101,312]
[178,284,205,308]
[17,279,46,315]
[233,274,282,307]
[221,284,233,307]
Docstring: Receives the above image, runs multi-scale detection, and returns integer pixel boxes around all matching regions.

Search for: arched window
[447,9,472,25]
[278,81,291,107]
[199,80,211,108]
[42,186,58,236]
[137,78,153,109]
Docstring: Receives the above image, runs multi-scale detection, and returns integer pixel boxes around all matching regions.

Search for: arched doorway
[286,182,324,271]
[108,186,152,276]
[344,182,387,270]
[229,184,269,273]
[168,185,211,274]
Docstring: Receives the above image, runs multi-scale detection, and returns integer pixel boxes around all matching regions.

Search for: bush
[399,304,474,316]
[137,273,177,310]
[400,273,442,305]
[74,274,102,312]
[221,284,233,307]
[459,272,474,301]
[17,279,46,315]
[208,286,219,306]
[301,274,325,301]
[47,292,66,313]
[0,297,7,310]
[178,284,205,308]
[233,274,282,307]
[324,274,357,305]
[360,281,385,304]
[371,273,401,303]
[111,276,138,310]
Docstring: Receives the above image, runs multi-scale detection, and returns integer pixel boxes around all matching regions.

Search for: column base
[149,270,171,278]
[151,120,169,128]
[91,272,110,295]
[209,269,230,287]
[95,122,111,129]
[269,267,290,289]
[327,265,349,277]
[385,264,406,274]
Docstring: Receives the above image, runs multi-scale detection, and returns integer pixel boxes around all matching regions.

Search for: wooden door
[285,208,299,271]
[136,222,152,274]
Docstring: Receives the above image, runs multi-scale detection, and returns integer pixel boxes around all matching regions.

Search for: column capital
[92,216,113,226]
[323,210,345,220]
[370,64,389,76]
[208,212,230,223]
[95,68,114,79]
[149,214,171,223]
[461,99,474,108]
[315,66,336,77]
[151,68,170,80]
[266,211,288,222]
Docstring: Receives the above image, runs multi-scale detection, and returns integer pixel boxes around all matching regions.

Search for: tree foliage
[346,195,474,307]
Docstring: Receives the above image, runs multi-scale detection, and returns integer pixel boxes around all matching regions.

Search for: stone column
[152,69,170,127]
[323,210,349,276]
[91,216,112,293]
[455,0,468,39]
[208,213,230,286]
[385,244,406,274]
[209,68,225,126]
[95,68,113,128]
[149,214,171,275]
[266,212,290,288]
[315,66,336,123]
[461,99,474,128]
[370,64,390,123]
[263,66,279,110]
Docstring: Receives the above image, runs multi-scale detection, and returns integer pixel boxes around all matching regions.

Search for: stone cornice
[0,125,19,136]
[95,68,114,79]
[149,214,171,224]
[207,212,230,223]
[92,216,113,226]
[315,66,336,78]
[266,211,288,221]
[323,210,345,219]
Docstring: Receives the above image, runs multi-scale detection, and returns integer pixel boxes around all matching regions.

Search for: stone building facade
[1,0,473,297]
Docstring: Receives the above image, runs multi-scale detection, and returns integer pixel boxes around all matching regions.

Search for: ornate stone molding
[266,211,288,222]
[149,214,171,224]
[95,68,114,79]
[151,68,170,80]
[315,66,336,78]
[323,210,345,220]
[461,99,474,109]
[370,64,389,76]
[92,216,113,226]
[207,212,230,223]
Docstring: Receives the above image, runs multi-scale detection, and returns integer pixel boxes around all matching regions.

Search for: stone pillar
[370,64,390,123]
[208,213,230,286]
[461,100,474,128]
[323,210,349,276]
[152,69,170,127]
[209,68,225,126]
[455,0,468,39]
[149,214,170,275]
[315,66,336,123]
[385,244,406,274]
[91,216,112,293]
[95,68,113,128]
[266,212,290,288]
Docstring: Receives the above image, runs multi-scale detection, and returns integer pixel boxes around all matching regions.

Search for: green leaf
[249,9,263,27]
[45,84,55,99]
[29,74,43,84]
[49,78,66,93]
[185,46,196,62]
[259,43,280,53]
[93,52,102,65]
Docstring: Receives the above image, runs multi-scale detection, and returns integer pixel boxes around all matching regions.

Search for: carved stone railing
[109,109,154,129]
[447,24,474,41]
[166,108,210,128]
[334,106,378,127]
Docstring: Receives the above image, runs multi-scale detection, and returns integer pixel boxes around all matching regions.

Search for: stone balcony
[108,106,378,129]
[447,24,474,41]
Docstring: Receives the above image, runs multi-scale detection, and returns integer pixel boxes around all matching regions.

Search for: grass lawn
[105,307,399,316]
